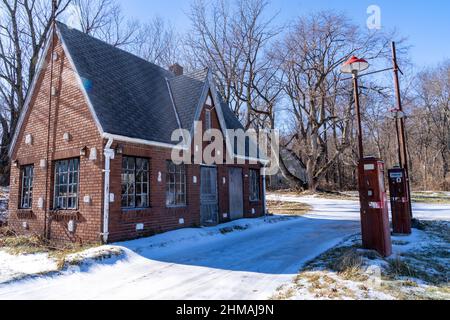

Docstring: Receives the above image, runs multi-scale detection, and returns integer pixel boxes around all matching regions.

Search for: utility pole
[391,41,413,218]
[44,0,58,239]
[352,73,364,161]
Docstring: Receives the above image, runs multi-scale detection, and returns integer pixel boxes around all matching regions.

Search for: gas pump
[388,167,412,235]
[358,157,392,257]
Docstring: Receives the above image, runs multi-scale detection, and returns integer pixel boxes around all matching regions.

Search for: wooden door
[200,167,218,226]
[229,168,244,220]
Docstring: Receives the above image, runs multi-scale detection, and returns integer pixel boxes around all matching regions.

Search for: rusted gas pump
[358,157,392,257]
[388,167,412,235]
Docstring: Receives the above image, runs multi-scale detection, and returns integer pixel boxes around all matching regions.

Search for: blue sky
[118,0,450,68]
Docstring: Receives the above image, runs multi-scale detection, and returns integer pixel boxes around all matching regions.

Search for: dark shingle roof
[56,22,244,145]
[168,69,208,131]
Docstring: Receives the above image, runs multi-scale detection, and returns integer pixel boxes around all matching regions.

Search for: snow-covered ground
[273,225,450,300]
[0,210,359,300]
[267,194,450,221]
[0,251,58,284]
[267,194,450,300]
[0,194,448,300]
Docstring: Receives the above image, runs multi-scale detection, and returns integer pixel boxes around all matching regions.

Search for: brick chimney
[169,63,184,76]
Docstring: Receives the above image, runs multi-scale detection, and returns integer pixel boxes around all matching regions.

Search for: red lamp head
[341,56,369,74]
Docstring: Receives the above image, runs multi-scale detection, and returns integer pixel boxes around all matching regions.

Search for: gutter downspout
[262,165,267,220]
[102,138,114,244]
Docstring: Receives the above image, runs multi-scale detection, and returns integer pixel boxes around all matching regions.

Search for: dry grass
[298,272,357,300]
[269,189,357,201]
[331,249,368,282]
[0,234,50,255]
[0,233,101,270]
[0,226,17,238]
[270,286,297,300]
[386,257,418,279]
[411,192,450,204]
[267,200,312,216]
[270,189,450,204]
[57,247,123,270]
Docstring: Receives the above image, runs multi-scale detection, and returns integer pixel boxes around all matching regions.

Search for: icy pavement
[0,213,359,300]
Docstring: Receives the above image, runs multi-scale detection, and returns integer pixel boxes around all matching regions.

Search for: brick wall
[106,98,264,242]
[9,36,104,244]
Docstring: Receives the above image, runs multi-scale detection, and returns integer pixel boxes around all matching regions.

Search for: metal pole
[43,0,58,239]
[392,41,413,218]
[353,73,364,160]
[394,114,402,167]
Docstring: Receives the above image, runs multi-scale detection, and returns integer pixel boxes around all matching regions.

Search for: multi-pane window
[54,158,79,210]
[20,165,34,209]
[249,169,260,201]
[121,157,149,208]
[166,161,186,207]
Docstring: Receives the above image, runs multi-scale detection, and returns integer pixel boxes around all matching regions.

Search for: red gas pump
[388,168,412,235]
[358,157,392,257]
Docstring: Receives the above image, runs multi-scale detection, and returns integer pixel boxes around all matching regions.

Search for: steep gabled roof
[167,68,209,131]
[56,22,246,144]
[10,22,264,162]
[57,22,180,144]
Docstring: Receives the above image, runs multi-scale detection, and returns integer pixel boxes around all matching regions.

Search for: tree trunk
[278,153,306,190]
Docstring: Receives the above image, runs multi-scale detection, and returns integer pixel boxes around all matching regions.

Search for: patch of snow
[0,250,58,284]
[391,230,430,254]
[267,193,450,221]
[274,221,449,300]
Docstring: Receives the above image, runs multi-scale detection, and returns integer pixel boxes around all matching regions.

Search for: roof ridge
[168,68,209,84]
[56,21,174,78]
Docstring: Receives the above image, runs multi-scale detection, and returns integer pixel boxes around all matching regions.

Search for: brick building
[7,22,267,244]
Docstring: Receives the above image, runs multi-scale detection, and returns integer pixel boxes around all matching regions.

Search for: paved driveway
[0,199,361,300]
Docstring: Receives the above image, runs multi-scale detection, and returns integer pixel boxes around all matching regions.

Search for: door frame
[200,165,219,226]
[228,167,244,220]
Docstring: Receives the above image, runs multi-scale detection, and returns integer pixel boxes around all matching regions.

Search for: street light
[341,56,369,74]
[340,46,413,227]
[341,56,369,160]
[340,56,393,257]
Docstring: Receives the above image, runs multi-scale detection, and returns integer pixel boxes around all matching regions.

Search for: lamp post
[341,56,392,257]
[341,56,369,160]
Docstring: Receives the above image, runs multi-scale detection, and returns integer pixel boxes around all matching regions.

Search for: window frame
[205,109,212,131]
[53,158,80,210]
[249,169,260,202]
[166,161,187,208]
[121,156,150,209]
[20,165,34,209]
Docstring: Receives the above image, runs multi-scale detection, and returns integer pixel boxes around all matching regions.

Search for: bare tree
[131,17,180,67]
[185,0,281,127]
[65,0,139,48]
[0,0,70,185]
[413,61,450,188]
[66,1,181,66]
[276,11,393,191]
